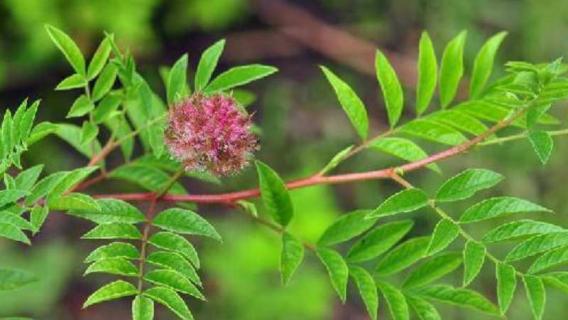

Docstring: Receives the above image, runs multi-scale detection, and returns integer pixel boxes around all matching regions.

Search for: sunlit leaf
[375,50,404,127]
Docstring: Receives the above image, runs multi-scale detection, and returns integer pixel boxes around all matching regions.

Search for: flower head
[165,93,258,176]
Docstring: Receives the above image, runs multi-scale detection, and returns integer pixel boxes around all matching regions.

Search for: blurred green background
[1,0,568,319]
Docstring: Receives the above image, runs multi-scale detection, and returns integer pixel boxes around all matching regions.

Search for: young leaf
[436,168,504,203]
[256,161,294,227]
[149,232,200,268]
[84,257,138,277]
[375,50,404,127]
[316,247,349,303]
[470,32,508,98]
[529,246,568,274]
[280,232,304,286]
[439,31,467,108]
[528,131,554,164]
[195,39,225,91]
[92,64,118,101]
[378,281,410,320]
[85,242,140,263]
[496,262,517,314]
[56,74,86,90]
[523,275,545,320]
[67,95,95,118]
[319,145,354,174]
[0,268,37,291]
[375,236,430,276]
[205,64,277,94]
[144,286,193,320]
[318,209,375,246]
[417,285,499,315]
[416,32,438,115]
[133,295,154,320]
[152,208,221,242]
[463,241,486,286]
[367,188,428,219]
[0,223,30,244]
[347,220,414,263]
[505,232,568,262]
[350,266,378,320]
[460,197,551,223]
[407,295,441,320]
[144,270,204,300]
[482,219,565,243]
[371,137,440,172]
[45,25,86,75]
[403,253,462,289]
[82,223,142,240]
[426,219,459,255]
[88,37,112,80]
[320,66,369,140]
[83,280,138,308]
[167,54,189,104]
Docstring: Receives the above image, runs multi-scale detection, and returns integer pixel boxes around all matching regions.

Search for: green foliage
[375,50,404,127]
[256,161,294,227]
[416,32,437,115]
[439,31,467,108]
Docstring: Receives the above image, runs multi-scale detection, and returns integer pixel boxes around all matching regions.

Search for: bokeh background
[1,0,568,319]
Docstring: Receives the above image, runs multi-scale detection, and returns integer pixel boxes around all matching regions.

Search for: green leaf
[149,232,200,268]
[505,232,568,262]
[0,211,33,230]
[195,39,225,91]
[529,246,568,274]
[316,247,349,303]
[523,275,545,320]
[145,270,204,300]
[67,95,95,118]
[83,280,137,308]
[463,241,486,286]
[167,54,189,104]
[109,164,186,195]
[45,25,86,75]
[350,266,378,320]
[144,286,193,320]
[14,164,43,191]
[88,37,112,80]
[47,192,101,212]
[82,223,142,240]
[47,166,97,200]
[528,131,554,164]
[30,205,49,234]
[482,219,565,243]
[0,189,28,207]
[26,122,57,146]
[404,252,462,289]
[439,31,467,108]
[416,32,438,115]
[0,223,30,244]
[92,64,118,101]
[436,168,504,203]
[256,161,294,227]
[93,93,122,124]
[375,50,404,127]
[205,64,278,94]
[542,272,568,294]
[84,257,138,277]
[400,119,467,146]
[460,197,551,223]
[25,172,66,205]
[320,145,354,174]
[280,232,304,285]
[375,236,429,276]
[470,32,508,98]
[428,110,488,136]
[320,66,368,140]
[347,220,414,262]
[146,251,201,286]
[426,219,459,255]
[56,74,86,90]
[85,242,140,263]
[152,208,221,242]
[378,281,409,320]
[367,188,428,219]
[0,268,37,291]
[318,209,375,246]
[496,262,517,314]
[417,285,499,315]
[132,295,154,320]
[371,137,440,172]
[68,199,145,224]
[407,295,441,320]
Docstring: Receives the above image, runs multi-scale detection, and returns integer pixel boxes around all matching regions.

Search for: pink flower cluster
[165,94,258,176]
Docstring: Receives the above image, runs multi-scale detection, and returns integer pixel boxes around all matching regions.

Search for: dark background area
[1,0,568,319]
